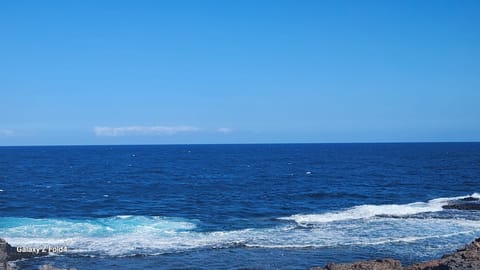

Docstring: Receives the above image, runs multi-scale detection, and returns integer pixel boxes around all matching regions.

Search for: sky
[1,0,479,145]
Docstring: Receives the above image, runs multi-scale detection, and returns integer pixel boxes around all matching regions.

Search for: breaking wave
[279,193,480,225]
[2,194,480,257]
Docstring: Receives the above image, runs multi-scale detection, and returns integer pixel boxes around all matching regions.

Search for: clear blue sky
[1,0,479,145]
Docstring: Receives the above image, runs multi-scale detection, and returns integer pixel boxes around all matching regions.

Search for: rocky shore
[0,239,75,270]
[312,238,480,270]
[442,196,480,211]
[0,238,48,270]
[311,195,480,270]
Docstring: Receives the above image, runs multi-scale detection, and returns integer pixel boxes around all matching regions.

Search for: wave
[279,193,480,225]
[1,216,252,256]
[0,216,196,237]
[2,194,480,257]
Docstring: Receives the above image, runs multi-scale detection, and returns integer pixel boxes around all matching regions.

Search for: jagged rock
[459,197,479,202]
[0,238,48,270]
[406,238,480,270]
[311,238,480,270]
[1,239,77,270]
[0,240,15,270]
[442,203,480,211]
[311,259,402,270]
[0,239,7,270]
[442,197,480,211]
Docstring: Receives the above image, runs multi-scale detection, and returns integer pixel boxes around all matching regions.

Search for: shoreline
[2,238,480,270]
[311,237,480,270]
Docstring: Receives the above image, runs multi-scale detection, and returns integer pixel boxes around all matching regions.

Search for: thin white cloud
[217,127,233,134]
[94,126,200,136]
[0,130,14,137]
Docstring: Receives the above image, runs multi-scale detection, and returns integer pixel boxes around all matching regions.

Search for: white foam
[279,193,480,225]
[4,215,480,257]
[3,194,480,257]
[116,215,133,219]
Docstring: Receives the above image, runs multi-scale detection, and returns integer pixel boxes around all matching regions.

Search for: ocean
[1,143,479,269]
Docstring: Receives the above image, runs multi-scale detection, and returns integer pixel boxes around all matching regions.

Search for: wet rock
[311,238,480,270]
[0,238,48,270]
[0,240,7,270]
[406,238,480,270]
[442,203,480,211]
[311,258,402,270]
[0,239,14,270]
[442,196,480,211]
[1,239,76,270]
[459,197,479,202]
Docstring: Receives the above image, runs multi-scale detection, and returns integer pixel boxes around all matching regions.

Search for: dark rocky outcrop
[0,238,48,270]
[405,238,480,270]
[312,259,402,270]
[442,197,480,211]
[442,203,480,211]
[459,197,479,202]
[312,238,480,270]
[0,240,7,270]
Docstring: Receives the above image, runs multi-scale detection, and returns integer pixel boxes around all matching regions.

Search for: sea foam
[2,194,480,257]
[279,193,480,225]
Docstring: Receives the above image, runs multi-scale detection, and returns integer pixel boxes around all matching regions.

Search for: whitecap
[2,194,480,257]
[279,193,480,225]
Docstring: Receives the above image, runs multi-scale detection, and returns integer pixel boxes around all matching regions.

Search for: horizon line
[0,141,479,147]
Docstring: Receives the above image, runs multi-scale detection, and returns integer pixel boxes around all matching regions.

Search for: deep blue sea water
[1,143,480,269]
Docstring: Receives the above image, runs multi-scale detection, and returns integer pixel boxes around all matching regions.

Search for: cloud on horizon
[0,130,14,137]
[94,126,201,136]
[217,127,233,134]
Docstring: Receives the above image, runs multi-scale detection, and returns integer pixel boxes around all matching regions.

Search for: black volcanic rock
[312,238,480,270]
[442,203,480,210]
[0,240,6,270]
[0,238,48,270]
[0,239,12,270]
[459,197,479,202]
[442,196,480,211]
[406,238,480,270]
[311,259,403,270]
